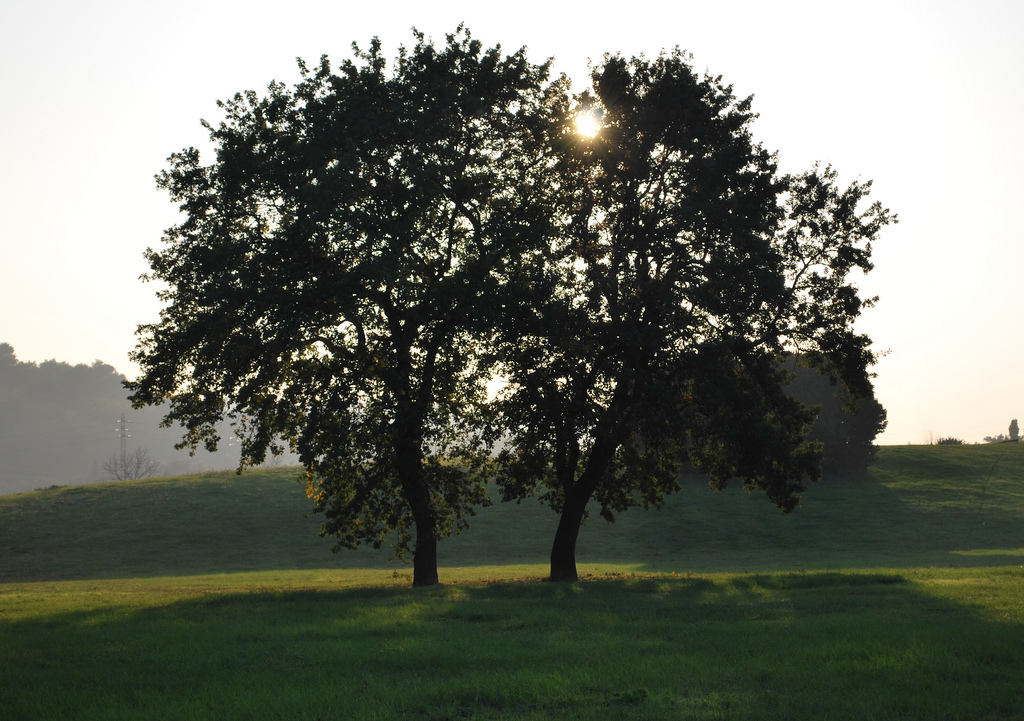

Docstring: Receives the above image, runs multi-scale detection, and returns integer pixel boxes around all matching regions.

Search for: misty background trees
[784,360,887,474]
[104,446,161,481]
[0,343,285,494]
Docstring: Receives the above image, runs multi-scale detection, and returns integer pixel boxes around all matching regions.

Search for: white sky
[1,0,1021,445]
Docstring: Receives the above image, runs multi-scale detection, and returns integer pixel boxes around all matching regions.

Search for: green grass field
[2,444,1024,719]
[3,444,1024,582]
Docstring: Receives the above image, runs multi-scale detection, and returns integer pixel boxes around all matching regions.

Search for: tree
[104,447,161,480]
[127,27,562,586]
[784,359,887,474]
[492,51,895,581]
[986,419,1019,444]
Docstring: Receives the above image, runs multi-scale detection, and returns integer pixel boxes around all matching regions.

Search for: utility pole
[115,413,131,468]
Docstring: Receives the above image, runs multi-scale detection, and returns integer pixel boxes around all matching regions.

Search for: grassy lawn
[4,444,1024,582]
[2,444,1024,719]
[2,566,1023,720]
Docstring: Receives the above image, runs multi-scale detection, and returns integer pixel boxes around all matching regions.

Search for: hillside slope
[2,444,1023,582]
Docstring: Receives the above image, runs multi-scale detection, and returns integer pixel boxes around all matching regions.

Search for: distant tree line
[984,418,1020,444]
[926,418,1019,446]
[0,343,281,494]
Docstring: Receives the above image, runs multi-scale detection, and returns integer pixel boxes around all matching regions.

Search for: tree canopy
[128,28,565,586]
[490,51,895,581]
[130,31,895,585]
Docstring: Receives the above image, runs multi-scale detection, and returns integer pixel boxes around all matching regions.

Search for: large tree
[492,51,896,581]
[127,28,563,586]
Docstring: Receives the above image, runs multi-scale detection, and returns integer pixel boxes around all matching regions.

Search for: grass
[2,444,1024,719]
[3,444,1024,582]
[0,469,343,581]
[2,567,1023,720]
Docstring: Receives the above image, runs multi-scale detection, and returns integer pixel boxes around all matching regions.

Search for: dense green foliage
[128,28,894,584]
[128,28,563,586]
[492,52,894,579]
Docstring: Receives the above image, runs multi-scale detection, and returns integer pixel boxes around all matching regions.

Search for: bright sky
[2,0,1021,445]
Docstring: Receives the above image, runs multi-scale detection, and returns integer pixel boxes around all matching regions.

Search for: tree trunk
[548,428,623,582]
[399,474,441,587]
[412,522,440,587]
[392,409,441,587]
[549,487,590,582]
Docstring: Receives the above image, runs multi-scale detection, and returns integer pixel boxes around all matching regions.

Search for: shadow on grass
[585,462,1024,573]
[4,570,1023,720]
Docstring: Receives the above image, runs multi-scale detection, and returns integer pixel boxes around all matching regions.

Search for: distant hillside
[2,444,1023,583]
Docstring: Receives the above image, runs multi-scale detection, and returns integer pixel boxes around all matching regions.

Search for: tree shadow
[4,570,1023,720]
[578,458,1024,573]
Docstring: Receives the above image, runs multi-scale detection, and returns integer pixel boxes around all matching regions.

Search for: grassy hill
[2,444,1023,583]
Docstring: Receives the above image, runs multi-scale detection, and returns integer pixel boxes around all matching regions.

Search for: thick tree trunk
[392,413,441,587]
[399,475,441,587]
[548,425,625,582]
[549,488,591,582]
[412,523,440,587]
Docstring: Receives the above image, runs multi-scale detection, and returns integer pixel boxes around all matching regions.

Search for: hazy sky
[2,0,1021,445]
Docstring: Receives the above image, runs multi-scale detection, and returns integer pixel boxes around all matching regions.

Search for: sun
[574,110,601,138]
